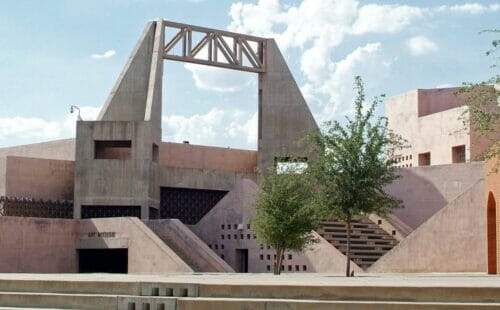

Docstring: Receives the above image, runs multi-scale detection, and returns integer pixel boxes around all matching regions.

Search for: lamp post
[70,105,83,121]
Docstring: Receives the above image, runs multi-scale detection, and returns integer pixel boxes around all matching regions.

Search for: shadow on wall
[385,168,447,230]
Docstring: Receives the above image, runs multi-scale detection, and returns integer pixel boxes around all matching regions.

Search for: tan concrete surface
[369,180,486,273]
[160,142,257,173]
[0,139,75,161]
[5,156,74,200]
[386,162,484,229]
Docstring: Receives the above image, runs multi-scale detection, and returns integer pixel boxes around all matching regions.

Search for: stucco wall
[190,179,362,273]
[387,90,470,167]
[387,162,484,229]
[160,142,257,174]
[0,217,77,273]
[369,179,486,273]
[417,87,464,117]
[5,156,74,200]
[0,139,75,161]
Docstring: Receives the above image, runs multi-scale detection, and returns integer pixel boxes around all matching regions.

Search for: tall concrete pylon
[258,39,319,173]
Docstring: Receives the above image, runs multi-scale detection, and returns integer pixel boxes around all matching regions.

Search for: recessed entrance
[487,192,497,274]
[78,249,128,273]
[236,249,249,273]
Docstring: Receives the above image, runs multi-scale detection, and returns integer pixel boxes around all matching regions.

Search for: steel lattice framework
[163,21,266,73]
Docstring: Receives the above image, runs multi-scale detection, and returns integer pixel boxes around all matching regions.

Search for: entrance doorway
[236,249,249,273]
[78,249,128,273]
[487,192,497,274]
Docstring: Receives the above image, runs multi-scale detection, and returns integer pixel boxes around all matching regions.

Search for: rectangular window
[152,143,159,163]
[94,140,131,160]
[418,152,431,166]
[452,145,466,163]
[275,157,308,174]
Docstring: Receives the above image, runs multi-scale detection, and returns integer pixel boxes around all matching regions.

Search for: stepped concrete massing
[0,19,499,275]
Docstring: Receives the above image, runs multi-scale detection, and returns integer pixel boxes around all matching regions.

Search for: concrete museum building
[0,20,499,275]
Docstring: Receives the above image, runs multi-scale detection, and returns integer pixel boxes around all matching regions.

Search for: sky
[0,0,498,149]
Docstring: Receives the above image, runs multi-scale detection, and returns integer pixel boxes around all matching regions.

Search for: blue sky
[0,0,498,149]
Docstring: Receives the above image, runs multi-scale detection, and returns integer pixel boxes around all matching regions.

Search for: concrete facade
[386,88,498,167]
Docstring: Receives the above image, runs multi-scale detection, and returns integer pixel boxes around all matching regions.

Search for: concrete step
[0,291,177,310]
[177,297,500,310]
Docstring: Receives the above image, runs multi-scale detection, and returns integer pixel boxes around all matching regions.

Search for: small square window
[214,244,218,250]
[452,145,466,163]
[267,265,270,271]
[288,254,292,260]
[247,234,251,239]
[221,244,224,249]
[221,235,224,240]
[247,224,250,229]
[295,265,300,271]
[288,265,292,271]
[260,254,264,260]
[227,234,231,239]
[303,265,307,271]
[418,152,431,166]
[267,254,271,260]
[221,224,225,230]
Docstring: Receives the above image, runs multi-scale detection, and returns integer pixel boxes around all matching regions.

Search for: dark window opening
[418,152,431,166]
[149,207,159,219]
[152,143,159,163]
[94,140,132,160]
[274,156,308,174]
[81,205,141,219]
[78,249,128,273]
[452,145,466,163]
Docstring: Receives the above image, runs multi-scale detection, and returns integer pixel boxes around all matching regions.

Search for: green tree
[251,167,322,275]
[308,76,405,277]
[457,29,499,169]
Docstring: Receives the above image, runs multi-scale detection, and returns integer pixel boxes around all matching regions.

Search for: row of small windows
[396,155,412,162]
[208,244,224,250]
[221,224,251,230]
[260,254,293,260]
[266,265,307,271]
[221,234,256,240]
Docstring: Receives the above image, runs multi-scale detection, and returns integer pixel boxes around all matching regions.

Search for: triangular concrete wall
[97,22,155,122]
[369,179,486,273]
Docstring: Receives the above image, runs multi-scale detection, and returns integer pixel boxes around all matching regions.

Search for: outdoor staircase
[317,216,399,269]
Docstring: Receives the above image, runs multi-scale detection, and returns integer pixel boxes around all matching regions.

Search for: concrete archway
[487,191,497,274]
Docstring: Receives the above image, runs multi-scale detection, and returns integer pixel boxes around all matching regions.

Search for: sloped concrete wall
[387,162,484,229]
[190,179,361,273]
[5,156,74,200]
[0,139,75,161]
[0,217,77,273]
[145,219,234,272]
[369,179,486,273]
[77,217,192,274]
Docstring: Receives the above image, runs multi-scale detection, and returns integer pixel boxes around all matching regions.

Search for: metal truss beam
[163,20,266,73]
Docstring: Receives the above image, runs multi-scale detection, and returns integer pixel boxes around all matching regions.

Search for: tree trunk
[274,248,283,275]
[346,215,352,277]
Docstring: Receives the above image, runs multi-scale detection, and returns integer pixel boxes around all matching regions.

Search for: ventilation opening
[78,249,128,273]
[94,140,132,159]
[152,143,159,163]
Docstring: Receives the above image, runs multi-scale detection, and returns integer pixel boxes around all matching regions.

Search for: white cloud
[406,36,439,56]
[0,117,61,140]
[162,108,257,148]
[436,3,500,14]
[184,63,254,92]
[436,83,455,88]
[90,50,116,60]
[351,4,424,35]
[0,106,101,144]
